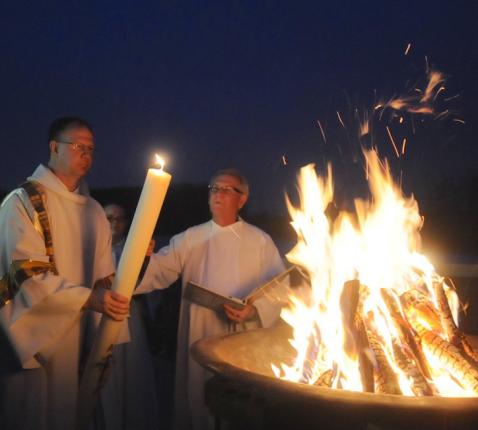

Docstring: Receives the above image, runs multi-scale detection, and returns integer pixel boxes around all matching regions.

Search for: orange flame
[274,150,471,397]
[383,70,445,116]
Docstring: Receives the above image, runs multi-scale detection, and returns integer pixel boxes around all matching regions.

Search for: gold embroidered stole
[0,181,58,307]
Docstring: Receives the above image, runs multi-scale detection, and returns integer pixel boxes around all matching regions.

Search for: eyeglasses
[57,140,95,155]
[107,215,126,223]
[208,184,244,195]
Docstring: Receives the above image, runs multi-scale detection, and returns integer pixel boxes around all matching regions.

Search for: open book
[183,266,309,313]
[183,282,247,312]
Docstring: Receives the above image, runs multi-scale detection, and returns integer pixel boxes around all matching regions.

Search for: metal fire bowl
[191,323,478,430]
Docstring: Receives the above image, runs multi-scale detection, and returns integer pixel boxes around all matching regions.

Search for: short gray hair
[210,168,249,195]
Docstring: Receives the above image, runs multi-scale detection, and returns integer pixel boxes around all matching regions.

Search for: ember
[273,149,478,397]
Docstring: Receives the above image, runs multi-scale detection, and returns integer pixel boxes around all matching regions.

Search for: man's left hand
[223,303,257,323]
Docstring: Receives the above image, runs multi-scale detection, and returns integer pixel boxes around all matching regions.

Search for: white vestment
[100,242,159,430]
[0,165,114,430]
[136,219,285,430]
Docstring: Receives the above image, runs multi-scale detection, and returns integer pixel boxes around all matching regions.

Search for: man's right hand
[146,238,156,257]
[85,288,130,321]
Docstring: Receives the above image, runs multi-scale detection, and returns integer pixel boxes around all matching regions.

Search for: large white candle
[76,155,171,430]
[115,155,171,297]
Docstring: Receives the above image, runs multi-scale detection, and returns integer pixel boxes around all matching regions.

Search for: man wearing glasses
[0,117,130,430]
[135,168,285,430]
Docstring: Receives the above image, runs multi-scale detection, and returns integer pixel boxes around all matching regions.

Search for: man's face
[208,175,248,224]
[50,126,94,178]
[104,205,127,243]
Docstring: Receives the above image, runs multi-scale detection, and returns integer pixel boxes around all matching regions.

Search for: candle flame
[154,154,165,171]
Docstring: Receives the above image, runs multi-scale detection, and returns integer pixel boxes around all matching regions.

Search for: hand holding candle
[85,288,130,321]
[76,154,171,429]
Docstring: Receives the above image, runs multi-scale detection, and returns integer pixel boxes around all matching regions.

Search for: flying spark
[444,94,460,102]
[336,111,346,128]
[421,71,445,103]
[386,126,400,158]
[404,43,411,55]
[317,119,327,144]
[433,86,446,101]
[401,138,407,155]
[359,111,369,137]
[434,109,449,120]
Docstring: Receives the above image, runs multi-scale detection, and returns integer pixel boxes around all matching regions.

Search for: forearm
[134,253,180,295]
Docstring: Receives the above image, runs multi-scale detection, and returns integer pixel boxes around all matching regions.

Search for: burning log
[433,281,459,343]
[381,289,433,395]
[363,314,402,395]
[461,337,478,365]
[433,281,478,364]
[314,369,334,387]
[355,317,375,393]
[340,281,374,392]
[400,290,442,332]
[340,280,360,355]
[391,341,433,396]
[419,329,478,395]
[401,289,478,394]
[355,285,375,392]
[381,289,430,379]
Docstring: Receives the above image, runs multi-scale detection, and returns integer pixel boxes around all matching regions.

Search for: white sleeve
[94,208,116,281]
[0,193,90,368]
[134,231,188,294]
[253,234,286,328]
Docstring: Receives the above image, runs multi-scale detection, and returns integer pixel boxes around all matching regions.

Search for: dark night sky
[1,1,477,214]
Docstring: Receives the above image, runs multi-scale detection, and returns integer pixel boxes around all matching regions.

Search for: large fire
[272,149,478,397]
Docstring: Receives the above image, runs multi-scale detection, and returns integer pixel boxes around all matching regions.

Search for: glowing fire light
[274,150,477,397]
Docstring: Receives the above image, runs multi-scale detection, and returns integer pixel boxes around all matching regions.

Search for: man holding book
[135,168,285,430]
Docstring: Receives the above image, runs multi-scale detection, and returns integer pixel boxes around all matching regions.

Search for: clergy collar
[28,164,90,204]
[211,218,243,235]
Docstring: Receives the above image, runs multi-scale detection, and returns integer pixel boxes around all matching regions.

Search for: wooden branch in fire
[433,281,478,364]
[310,279,478,396]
